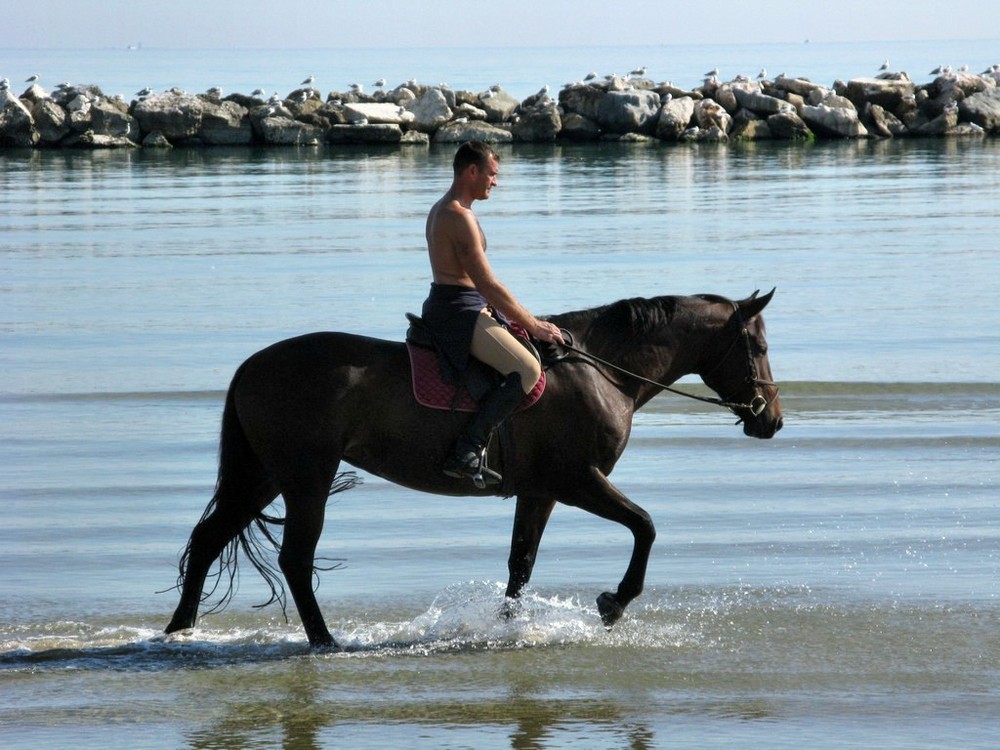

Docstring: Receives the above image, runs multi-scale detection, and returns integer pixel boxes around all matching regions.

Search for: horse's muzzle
[743,408,783,439]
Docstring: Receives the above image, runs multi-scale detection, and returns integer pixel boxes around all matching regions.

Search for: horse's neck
[580,330,696,409]
[560,297,718,407]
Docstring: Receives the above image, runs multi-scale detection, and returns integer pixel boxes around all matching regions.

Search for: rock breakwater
[2,65,998,149]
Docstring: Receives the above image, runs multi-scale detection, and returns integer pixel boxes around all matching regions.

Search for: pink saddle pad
[407,343,545,413]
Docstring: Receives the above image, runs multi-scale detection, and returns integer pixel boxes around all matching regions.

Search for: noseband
[557,301,778,420]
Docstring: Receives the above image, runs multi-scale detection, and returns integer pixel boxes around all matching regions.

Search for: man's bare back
[425,196,484,288]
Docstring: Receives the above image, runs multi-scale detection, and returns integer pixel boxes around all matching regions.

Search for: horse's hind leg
[278,479,338,649]
[165,482,278,634]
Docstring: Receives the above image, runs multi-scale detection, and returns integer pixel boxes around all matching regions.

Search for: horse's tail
[176,360,360,619]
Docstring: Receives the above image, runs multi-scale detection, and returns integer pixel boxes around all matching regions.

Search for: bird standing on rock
[301,75,315,86]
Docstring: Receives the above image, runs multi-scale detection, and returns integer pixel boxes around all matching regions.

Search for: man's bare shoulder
[431,197,473,222]
[429,198,477,238]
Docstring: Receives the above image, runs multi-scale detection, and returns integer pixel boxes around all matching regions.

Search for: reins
[551,302,778,419]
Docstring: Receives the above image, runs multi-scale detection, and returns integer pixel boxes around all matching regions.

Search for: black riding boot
[443,372,524,488]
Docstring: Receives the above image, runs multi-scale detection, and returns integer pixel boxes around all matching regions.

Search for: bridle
[699,301,779,421]
[553,301,778,422]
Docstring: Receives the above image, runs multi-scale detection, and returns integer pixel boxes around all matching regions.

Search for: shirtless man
[422,141,564,486]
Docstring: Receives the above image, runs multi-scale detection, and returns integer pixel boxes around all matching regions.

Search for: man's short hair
[453,140,499,175]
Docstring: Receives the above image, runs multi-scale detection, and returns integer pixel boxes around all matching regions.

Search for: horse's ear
[740,287,775,319]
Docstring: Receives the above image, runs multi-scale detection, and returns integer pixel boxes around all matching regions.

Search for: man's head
[453,141,500,202]
[453,140,499,176]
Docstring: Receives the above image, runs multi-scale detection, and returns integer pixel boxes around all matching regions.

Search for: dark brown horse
[165,290,782,648]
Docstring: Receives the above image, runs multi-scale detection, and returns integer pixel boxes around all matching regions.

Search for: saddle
[405,313,546,413]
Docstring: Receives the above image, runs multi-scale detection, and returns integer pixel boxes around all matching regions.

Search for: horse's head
[698,289,783,439]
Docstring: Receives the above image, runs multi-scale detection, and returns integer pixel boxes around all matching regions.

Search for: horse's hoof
[596,592,624,628]
[311,638,342,652]
[498,597,522,621]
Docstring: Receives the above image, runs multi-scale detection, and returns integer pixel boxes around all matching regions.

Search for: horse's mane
[554,295,667,332]
[548,294,735,366]
[553,295,701,347]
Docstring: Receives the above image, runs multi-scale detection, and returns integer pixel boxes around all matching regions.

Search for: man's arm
[452,209,563,343]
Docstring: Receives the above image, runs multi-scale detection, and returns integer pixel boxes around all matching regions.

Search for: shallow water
[2,83,999,747]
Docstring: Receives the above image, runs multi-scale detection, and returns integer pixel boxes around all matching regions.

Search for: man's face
[473,157,499,200]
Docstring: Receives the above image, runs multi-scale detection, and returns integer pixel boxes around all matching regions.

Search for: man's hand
[531,319,566,345]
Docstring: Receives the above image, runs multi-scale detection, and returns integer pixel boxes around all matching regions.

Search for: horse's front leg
[501,495,557,617]
[571,467,656,628]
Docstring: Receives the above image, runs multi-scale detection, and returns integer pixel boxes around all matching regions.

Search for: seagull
[349,82,363,93]
[757,68,767,80]
[206,86,223,97]
[930,65,943,75]
[629,66,647,78]
[536,84,549,97]
[136,86,152,97]
[879,59,890,71]
[25,73,39,83]
[704,67,720,77]
[584,71,597,81]
[373,78,386,88]
[301,75,315,86]
[251,88,265,97]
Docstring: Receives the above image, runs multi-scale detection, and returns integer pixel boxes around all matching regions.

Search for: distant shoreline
[2,64,997,149]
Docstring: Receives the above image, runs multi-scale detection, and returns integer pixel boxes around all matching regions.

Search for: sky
[7,0,999,49]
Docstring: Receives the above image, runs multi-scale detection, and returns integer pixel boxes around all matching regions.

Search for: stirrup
[443,445,501,488]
